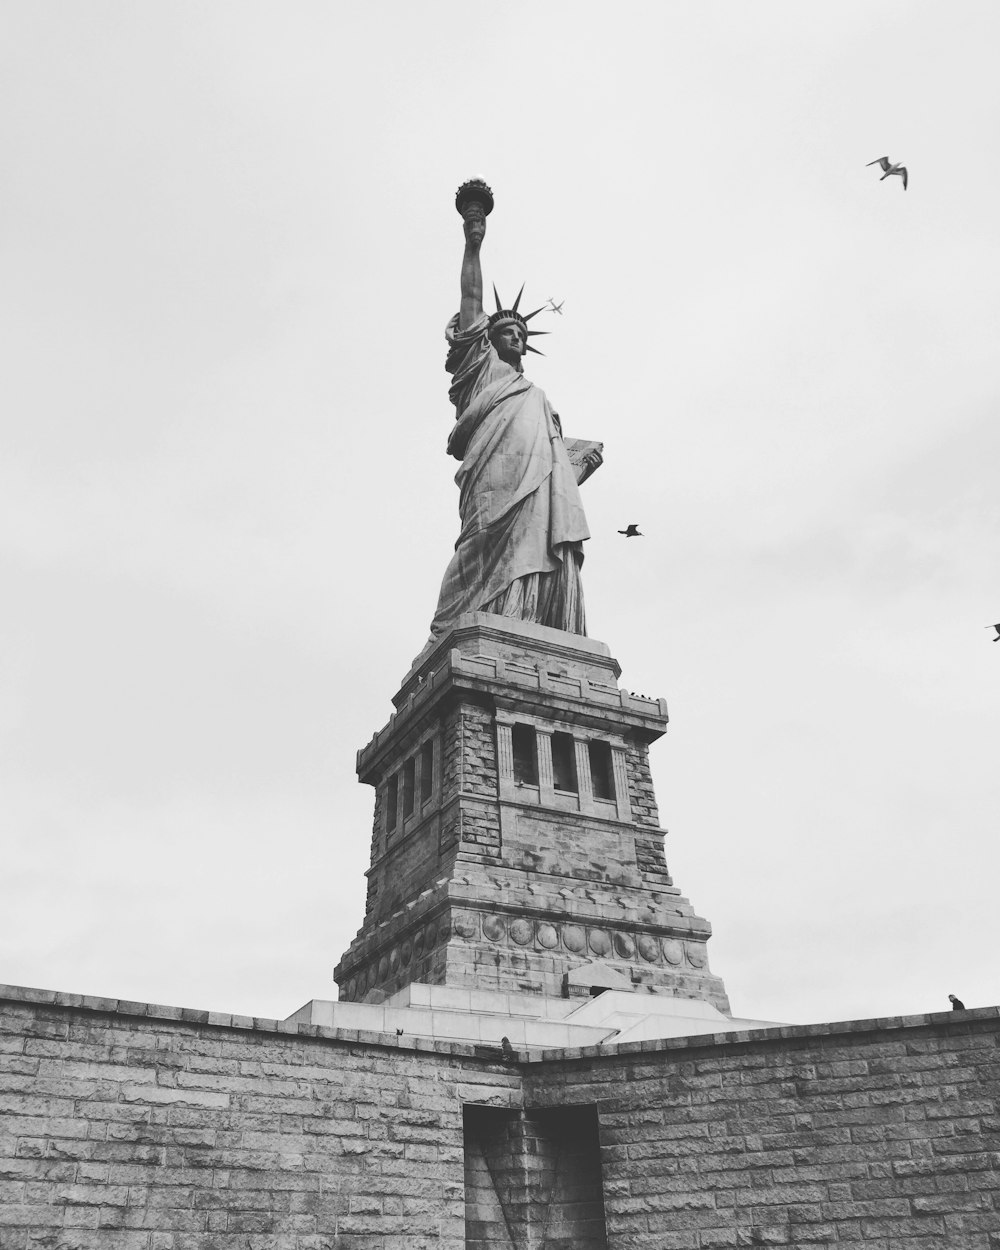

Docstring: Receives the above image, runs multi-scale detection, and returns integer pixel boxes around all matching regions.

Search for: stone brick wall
[436,703,501,858]
[363,784,388,917]
[502,809,640,887]
[457,702,498,801]
[441,706,463,806]
[0,986,519,1249]
[528,1009,1000,1249]
[5,985,998,1249]
[445,700,500,857]
[624,742,661,830]
[633,831,673,888]
[458,799,501,858]
[367,812,444,923]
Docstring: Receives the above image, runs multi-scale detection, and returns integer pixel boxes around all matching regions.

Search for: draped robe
[426,313,591,644]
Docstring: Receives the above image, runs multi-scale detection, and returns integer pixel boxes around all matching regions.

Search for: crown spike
[522,306,546,323]
[524,343,545,356]
[525,329,549,337]
[512,283,525,313]
[493,284,503,313]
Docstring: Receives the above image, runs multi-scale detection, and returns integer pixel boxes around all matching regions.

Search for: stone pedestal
[334,614,729,1012]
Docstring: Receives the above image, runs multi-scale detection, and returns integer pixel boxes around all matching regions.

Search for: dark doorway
[463,1103,607,1250]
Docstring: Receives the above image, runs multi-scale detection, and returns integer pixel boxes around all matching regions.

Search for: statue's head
[487,285,547,366]
[489,319,526,368]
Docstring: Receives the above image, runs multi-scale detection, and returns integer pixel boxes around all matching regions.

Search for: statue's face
[491,322,525,366]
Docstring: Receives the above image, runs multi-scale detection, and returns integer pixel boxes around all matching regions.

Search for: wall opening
[463,1103,607,1250]
[588,740,615,801]
[511,723,538,786]
[402,756,415,819]
[385,774,398,833]
[551,733,578,793]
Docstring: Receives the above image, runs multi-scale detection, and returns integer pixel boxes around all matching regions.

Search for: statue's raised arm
[456,182,490,330]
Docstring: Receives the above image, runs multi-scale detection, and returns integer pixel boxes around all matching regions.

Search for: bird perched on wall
[986,624,1000,641]
[867,156,908,189]
[949,994,966,1010]
[500,1036,517,1063]
[618,524,643,537]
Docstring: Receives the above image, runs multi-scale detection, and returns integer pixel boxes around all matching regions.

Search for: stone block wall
[364,785,387,916]
[527,1008,1000,1249]
[2,986,999,1247]
[445,698,502,859]
[441,705,463,805]
[0,986,519,1250]
[624,743,661,830]
[634,830,673,888]
[455,700,499,804]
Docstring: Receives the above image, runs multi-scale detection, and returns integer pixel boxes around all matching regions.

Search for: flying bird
[618,524,643,537]
[867,156,908,190]
[546,298,564,314]
[949,994,966,1011]
[986,624,1000,641]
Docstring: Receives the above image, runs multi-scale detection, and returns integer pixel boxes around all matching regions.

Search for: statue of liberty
[425,180,603,646]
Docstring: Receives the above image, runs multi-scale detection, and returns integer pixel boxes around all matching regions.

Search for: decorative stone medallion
[482,914,505,942]
[453,912,477,938]
[662,939,684,965]
[509,918,533,946]
[562,925,586,953]
[536,922,558,949]
[589,929,612,957]
[637,934,660,963]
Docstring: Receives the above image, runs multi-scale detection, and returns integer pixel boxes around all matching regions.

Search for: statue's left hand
[576,447,604,485]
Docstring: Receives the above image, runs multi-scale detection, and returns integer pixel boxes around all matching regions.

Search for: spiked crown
[488,284,549,355]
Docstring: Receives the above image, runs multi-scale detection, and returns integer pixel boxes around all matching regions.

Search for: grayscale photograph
[2,2,999,1245]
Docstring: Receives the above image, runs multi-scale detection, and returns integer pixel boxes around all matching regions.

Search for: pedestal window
[551,732,578,793]
[511,723,538,786]
[588,740,616,800]
[385,774,398,834]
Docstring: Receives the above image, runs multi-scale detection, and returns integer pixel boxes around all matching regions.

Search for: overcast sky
[2,1,998,1028]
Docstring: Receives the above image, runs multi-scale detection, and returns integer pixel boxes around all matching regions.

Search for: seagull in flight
[867,156,908,190]
[986,624,1000,642]
[546,298,564,315]
[618,524,643,537]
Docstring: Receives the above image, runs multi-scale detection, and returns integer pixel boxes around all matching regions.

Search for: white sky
[2,1,998,1027]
